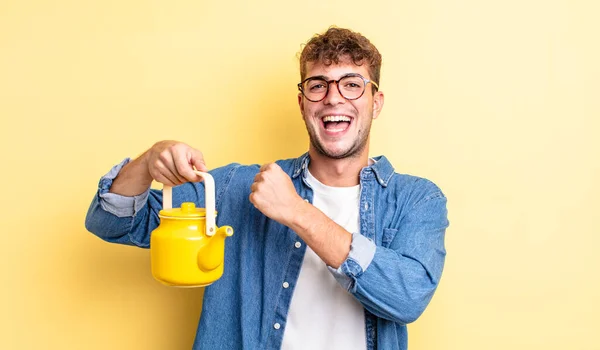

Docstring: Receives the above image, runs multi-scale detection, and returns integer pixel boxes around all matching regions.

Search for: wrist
[288,199,315,233]
[109,151,154,196]
[137,150,154,184]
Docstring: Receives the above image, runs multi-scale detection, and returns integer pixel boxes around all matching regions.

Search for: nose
[323,81,345,105]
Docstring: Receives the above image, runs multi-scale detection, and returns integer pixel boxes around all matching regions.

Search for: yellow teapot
[150,171,233,287]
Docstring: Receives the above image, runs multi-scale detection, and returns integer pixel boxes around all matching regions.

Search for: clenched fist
[249,163,304,226]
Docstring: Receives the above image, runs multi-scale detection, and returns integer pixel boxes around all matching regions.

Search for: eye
[308,82,327,91]
[342,80,363,90]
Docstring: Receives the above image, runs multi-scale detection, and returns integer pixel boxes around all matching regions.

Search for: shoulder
[386,173,448,226]
[389,173,446,202]
[375,155,446,209]
[275,155,304,175]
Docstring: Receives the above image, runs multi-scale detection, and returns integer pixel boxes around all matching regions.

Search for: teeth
[322,115,351,122]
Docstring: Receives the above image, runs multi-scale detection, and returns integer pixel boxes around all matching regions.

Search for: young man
[85,27,449,350]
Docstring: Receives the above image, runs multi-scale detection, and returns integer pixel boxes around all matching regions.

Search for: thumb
[190,150,208,173]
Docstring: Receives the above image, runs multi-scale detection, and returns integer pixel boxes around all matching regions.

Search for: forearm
[109,151,153,196]
[350,247,439,324]
[337,194,448,324]
[85,192,153,247]
[287,201,351,268]
[287,203,437,324]
[84,157,160,247]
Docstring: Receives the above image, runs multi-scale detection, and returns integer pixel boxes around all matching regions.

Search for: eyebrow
[304,73,362,81]
[305,75,328,81]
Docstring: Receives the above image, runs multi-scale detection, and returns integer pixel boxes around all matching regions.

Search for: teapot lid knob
[181,202,196,213]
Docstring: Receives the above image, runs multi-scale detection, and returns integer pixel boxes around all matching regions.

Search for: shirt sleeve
[98,158,151,217]
[85,158,163,248]
[330,184,448,325]
[352,192,448,325]
[327,232,376,290]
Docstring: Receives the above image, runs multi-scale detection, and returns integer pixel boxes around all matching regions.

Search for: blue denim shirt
[85,153,449,350]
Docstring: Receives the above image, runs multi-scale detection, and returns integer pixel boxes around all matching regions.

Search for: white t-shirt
[281,170,366,350]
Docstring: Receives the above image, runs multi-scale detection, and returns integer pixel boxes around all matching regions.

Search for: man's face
[298,60,384,160]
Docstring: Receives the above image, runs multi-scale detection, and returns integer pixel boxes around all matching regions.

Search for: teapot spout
[218,225,234,238]
[197,226,234,272]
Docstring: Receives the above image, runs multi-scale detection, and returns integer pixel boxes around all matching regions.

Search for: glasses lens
[339,76,366,100]
[303,78,328,101]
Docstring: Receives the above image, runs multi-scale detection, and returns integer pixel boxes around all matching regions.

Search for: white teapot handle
[162,171,216,237]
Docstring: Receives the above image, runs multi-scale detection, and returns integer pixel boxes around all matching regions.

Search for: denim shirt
[85,153,449,350]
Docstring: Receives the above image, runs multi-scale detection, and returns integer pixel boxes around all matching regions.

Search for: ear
[298,93,305,116]
[371,91,384,119]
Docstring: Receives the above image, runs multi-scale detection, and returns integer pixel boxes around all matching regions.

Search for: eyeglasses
[297,73,379,102]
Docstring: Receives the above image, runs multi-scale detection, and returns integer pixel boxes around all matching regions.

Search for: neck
[307,147,369,187]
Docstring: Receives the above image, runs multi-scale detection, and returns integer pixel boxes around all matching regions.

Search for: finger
[166,163,187,184]
[190,149,208,173]
[149,168,168,185]
[157,150,187,184]
[172,146,201,182]
[254,172,264,183]
[151,168,178,187]
[250,182,258,193]
[149,156,176,186]
[269,163,282,171]
[259,163,271,172]
[155,162,181,186]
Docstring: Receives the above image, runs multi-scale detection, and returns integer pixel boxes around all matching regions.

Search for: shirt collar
[292,153,394,187]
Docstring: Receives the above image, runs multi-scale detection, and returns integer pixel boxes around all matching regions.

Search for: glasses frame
[297,73,379,102]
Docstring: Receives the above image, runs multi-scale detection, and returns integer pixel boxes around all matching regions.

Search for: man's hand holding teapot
[110,141,207,197]
[144,140,208,186]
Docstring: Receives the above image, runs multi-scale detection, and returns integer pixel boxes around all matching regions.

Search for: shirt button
[304,198,309,202]
[274,323,281,330]
[282,282,289,289]
[294,242,301,248]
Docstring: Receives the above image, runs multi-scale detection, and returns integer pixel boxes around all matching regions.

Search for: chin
[315,143,364,160]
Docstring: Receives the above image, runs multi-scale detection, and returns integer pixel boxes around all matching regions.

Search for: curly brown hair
[299,27,382,89]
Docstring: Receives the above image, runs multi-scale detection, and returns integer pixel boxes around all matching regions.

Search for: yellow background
[1,0,598,349]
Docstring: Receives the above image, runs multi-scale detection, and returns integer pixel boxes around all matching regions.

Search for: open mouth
[321,115,352,133]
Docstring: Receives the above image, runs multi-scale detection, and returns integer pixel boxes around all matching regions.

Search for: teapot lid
[159,202,216,218]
